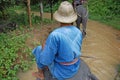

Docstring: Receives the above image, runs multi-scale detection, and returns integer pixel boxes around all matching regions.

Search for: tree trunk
[50,0,53,20]
[39,0,43,20]
[26,0,32,27]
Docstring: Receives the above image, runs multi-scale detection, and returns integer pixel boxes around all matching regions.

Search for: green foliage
[0,0,16,20]
[88,0,120,16]
[1,8,41,26]
[31,4,40,12]
[30,0,39,5]
[31,0,73,13]
[114,64,120,80]
[43,0,72,12]
[0,31,33,80]
[31,13,41,24]
[118,64,120,73]
[42,18,55,24]
[6,9,28,25]
[88,0,120,29]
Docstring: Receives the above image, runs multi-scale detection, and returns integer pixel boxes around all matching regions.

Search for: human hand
[42,41,45,50]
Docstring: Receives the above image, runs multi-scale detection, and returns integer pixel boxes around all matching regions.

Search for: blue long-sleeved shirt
[32,25,83,80]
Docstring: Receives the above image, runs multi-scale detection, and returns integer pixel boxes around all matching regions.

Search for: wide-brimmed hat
[53,1,77,23]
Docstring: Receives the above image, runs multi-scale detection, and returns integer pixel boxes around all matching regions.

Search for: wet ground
[82,20,120,80]
[17,13,120,80]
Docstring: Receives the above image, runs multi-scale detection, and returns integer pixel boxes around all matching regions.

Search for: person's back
[52,25,82,58]
[43,25,82,79]
[32,1,83,80]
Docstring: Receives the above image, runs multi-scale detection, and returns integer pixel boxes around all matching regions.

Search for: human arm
[36,33,58,66]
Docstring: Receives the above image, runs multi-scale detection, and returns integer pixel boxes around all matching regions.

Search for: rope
[80,55,97,59]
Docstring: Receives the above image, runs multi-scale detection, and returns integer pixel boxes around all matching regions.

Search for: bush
[88,0,120,29]
[8,10,41,26]
[0,31,33,80]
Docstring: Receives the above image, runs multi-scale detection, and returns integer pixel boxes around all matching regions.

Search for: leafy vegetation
[0,30,34,80]
[0,18,53,80]
[29,0,120,29]
[0,8,41,27]
[88,0,120,29]
[0,0,120,79]
[0,14,54,80]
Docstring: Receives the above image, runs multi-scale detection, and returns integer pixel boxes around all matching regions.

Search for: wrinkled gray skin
[73,0,88,37]
[36,59,98,80]
[76,5,88,31]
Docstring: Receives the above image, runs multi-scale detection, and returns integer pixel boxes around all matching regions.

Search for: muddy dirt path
[82,20,120,80]
[17,13,120,80]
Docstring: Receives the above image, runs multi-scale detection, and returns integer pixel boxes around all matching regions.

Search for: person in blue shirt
[32,1,83,80]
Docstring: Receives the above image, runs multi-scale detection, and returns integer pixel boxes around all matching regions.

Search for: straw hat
[53,1,77,23]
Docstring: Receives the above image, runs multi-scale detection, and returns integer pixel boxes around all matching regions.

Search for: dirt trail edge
[17,15,120,80]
